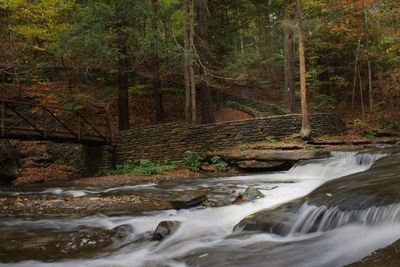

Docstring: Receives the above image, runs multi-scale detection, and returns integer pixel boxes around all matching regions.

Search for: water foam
[0,151,390,267]
[286,202,400,236]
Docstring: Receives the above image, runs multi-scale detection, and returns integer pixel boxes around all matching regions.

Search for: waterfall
[284,202,400,236]
[288,151,386,179]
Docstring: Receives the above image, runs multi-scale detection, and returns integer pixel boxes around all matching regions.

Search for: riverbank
[9,134,400,188]
[1,144,400,266]
[346,239,400,266]
[2,135,399,220]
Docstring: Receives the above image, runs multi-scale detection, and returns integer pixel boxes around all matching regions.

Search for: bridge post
[106,116,111,144]
[43,106,47,139]
[1,101,4,136]
[78,114,81,141]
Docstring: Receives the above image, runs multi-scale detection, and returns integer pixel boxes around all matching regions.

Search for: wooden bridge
[0,100,111,145]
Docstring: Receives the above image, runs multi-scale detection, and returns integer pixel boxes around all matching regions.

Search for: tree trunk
[60,55,73,96]
[189,62,196,124]
[284,7,296,113]
[117,26,130,131]
[189,0,197,124]
[358,69,365,121]
[368,60,373,112]
[196,0,215,124]
[151,0,164,122]
[351,36,362,114]
[183,0,191,123]
[364,2,373,112]
[117,65,129,131]
[296,0,311,139]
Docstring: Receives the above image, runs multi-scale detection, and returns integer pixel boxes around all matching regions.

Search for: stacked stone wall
[48,113,345,172]
[47,143,115,175]
[115,113,345,162]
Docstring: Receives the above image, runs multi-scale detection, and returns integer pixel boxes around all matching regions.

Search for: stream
[1,149,399,266]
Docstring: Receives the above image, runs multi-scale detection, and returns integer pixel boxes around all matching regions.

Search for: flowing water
[1,150,399,267]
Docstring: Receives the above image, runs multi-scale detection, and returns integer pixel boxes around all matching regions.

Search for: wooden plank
[0,100,109,145]
[0,128,107,145]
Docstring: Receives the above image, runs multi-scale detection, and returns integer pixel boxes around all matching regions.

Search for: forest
[2,1,400,266]
[1,0,399,134]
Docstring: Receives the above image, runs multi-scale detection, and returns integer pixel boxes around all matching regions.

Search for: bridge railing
[0,100,111,145]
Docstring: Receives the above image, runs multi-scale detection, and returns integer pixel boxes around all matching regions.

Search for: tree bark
[351,36,362,113]
[189,0,197,124]
[364,2,373,112]
[117,62,129,131]
[151,0,164,122]
[60,55,73,96]
[117,24,130,131]
[189,61,196,124]
[368,60,373,112]
[296,0,311,139]
[284,6,296,113]
[196,0,215,124]
[183,0,191,123]
[358,69,365,121]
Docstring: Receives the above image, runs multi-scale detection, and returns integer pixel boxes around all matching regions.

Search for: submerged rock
[170,194,208,210]
[233,201,302,234]
[237,160,293,171]
[218,150,330,171]
[153,221,181,241]
[0,226,133,262]
[232,186,265,204]
[111,224,134,239]
[220,150,330,162]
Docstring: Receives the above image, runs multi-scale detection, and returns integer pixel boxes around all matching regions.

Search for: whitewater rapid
[1,151,395,267]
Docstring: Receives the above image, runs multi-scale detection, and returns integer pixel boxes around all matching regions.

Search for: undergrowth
[96,160,178,176]
[183,151,204,171]
[183,151,229,172]
[97,151,230,176]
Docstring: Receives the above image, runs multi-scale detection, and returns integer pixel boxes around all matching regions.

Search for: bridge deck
[0,100,111,145]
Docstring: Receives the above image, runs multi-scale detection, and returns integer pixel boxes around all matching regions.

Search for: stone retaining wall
[47,143,115,175]
[116,113,345,162]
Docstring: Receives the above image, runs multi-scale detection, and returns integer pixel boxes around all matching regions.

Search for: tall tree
[57,1,150,131]
[196,0,214,124]
[364,2,373,112]
[150,0,164,122]
[0,0,73,82]
[296,0,311,139]
[183,0,197,124]
[284,3,296,113]
[116,16,130,131]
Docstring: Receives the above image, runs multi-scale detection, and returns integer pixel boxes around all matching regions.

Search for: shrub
[54,159,69,165]
[183,151,204,171]
[158,161,179,173]
[96,160,178,177]
[353,119,370,132]
[265,136,277,143]
[133,159,161,176]
[210,156,229,172]
[361,130,378,138]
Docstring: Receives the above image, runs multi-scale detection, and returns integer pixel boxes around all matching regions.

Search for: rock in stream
[234,153,400,236]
